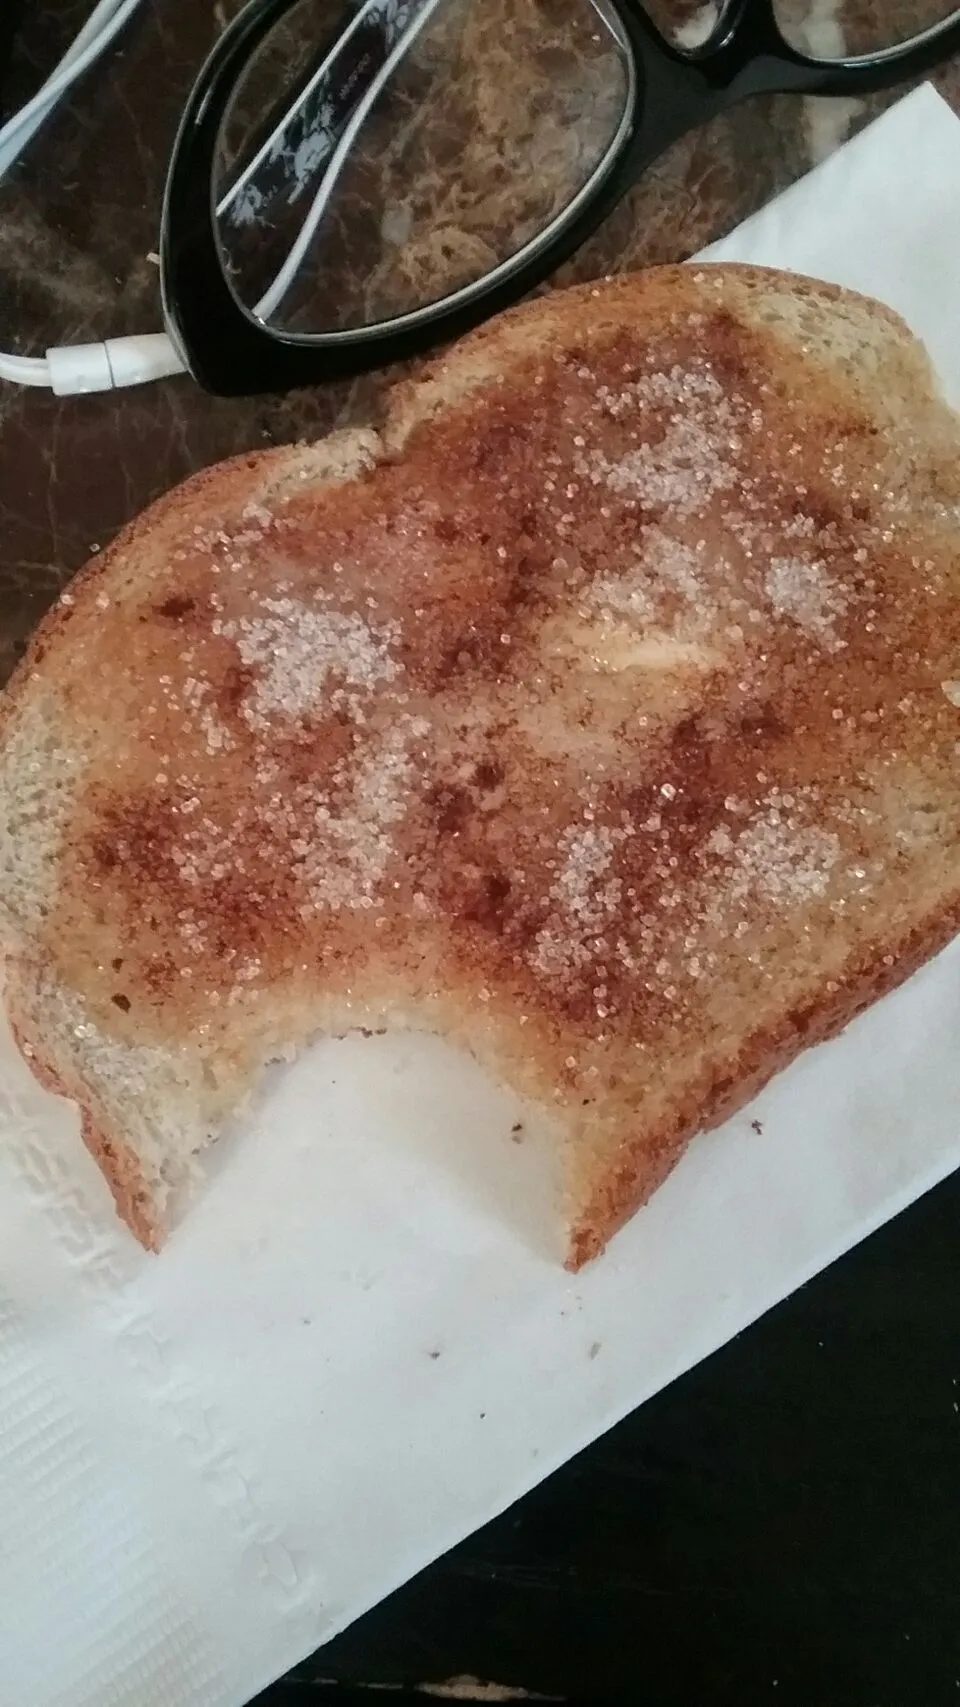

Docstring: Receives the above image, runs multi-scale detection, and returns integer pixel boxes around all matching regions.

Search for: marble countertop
[0,3,957,688]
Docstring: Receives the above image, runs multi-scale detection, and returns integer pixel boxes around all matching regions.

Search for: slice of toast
[3,264,960,1266]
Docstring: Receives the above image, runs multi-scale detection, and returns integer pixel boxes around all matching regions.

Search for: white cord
[0,0,184,394]
[0,0,145,178]
[0,352,50,386]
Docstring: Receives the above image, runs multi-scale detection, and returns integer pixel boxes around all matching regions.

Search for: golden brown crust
[0,433,380,725]
[4,961,160,1249]
[567,894,960,1267]
[385,263,926,449]
[3,263,960,1263]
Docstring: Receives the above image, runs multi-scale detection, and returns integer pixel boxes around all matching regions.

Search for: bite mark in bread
[2,265,960,1265]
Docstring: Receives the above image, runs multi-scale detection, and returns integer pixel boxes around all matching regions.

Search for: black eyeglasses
[161,0,960,397]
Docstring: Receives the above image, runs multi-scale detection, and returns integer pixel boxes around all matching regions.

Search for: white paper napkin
[2,83,960,1707]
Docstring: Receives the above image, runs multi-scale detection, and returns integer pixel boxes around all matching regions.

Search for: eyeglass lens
[211,0,959,341]
[213,0,632,336]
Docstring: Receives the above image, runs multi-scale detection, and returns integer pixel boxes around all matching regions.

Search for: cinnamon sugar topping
[48,278,960,1076]
[215,598,401,726]
[765,556,849,651]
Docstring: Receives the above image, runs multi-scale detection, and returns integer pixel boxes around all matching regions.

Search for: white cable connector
[0,0,183,395]
[0,335,185,394]
[45,334,186,395]
[0,336,185,393]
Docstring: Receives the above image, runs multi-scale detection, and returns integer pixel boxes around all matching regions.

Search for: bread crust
[3,957,161,1248]
[567,895,960,1266]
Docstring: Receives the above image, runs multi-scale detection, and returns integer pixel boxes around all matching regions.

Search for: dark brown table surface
[1,6,959,1704]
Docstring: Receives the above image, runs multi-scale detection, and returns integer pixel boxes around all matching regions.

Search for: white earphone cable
[0,0,184,394]
[0,0,145,179]
[0,351,50,387]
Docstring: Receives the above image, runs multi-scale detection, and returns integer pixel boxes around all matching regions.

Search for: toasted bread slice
[3,264,960,1266]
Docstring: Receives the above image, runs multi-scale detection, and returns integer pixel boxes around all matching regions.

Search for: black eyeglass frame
[161,0,960,396]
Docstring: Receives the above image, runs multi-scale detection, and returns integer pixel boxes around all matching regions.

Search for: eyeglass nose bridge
[673,0,787,59]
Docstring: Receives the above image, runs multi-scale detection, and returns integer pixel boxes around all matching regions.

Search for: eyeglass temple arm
[251,0,450,323]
